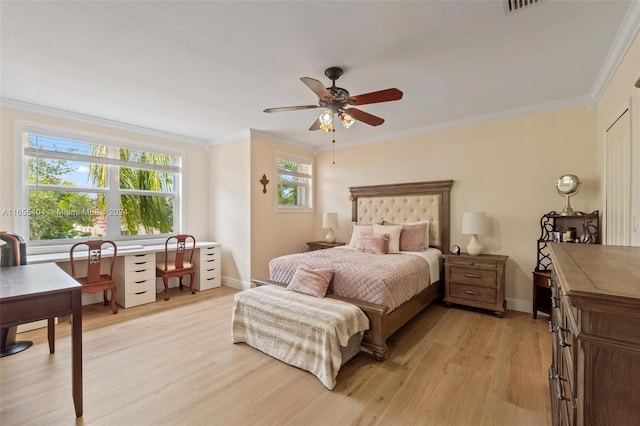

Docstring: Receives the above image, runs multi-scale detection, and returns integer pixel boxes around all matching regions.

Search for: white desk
[28,241,221,309]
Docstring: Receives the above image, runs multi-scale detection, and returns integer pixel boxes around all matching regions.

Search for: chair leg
[190,272,195,294]
[110,287,118,314]
[103,289,108,306]
[163,277,170,301]
[179,276,183,290]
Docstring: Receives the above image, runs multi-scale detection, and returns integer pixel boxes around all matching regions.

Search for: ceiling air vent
[504,0,541,14]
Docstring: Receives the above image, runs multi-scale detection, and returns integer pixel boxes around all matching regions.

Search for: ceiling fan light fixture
[319,108,334,132]
[339,110,354,129]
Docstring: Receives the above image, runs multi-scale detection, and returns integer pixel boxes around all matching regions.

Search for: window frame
[14,122,183,250]
[274,151,314,212]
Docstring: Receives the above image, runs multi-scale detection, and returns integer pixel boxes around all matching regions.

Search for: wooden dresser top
[549,243,640,316]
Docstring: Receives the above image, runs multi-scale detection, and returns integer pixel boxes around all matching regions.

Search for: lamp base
[324,229,336,244]
[466,234,483,256]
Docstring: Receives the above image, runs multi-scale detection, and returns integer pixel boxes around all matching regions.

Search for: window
[19,128,181,243]
[276,153,313,210]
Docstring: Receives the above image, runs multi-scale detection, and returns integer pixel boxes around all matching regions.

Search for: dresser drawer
[449,282,496,304]
[450,266,497,287]
[448,257,497,269]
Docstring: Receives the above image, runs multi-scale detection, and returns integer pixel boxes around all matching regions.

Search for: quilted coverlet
[232,285,369,390]
[269,247,431,312]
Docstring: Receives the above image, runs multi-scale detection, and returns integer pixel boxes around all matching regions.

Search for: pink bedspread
[269,247,431,312]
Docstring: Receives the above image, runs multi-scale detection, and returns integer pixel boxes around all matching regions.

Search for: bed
[254,180,453,360]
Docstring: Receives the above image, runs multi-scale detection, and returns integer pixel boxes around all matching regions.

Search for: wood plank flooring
[0,286,552,425]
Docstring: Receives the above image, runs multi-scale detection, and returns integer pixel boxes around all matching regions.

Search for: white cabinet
[115,252,156,308]
[193,243,221,290]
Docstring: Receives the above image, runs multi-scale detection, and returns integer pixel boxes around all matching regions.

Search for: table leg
[71,289,83,417]
[47,318,55,353]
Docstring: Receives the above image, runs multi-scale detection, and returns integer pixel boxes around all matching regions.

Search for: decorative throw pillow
[348,223,374,247]
[373,224,402,253]
[286,265,334,298]
[384,220,430,250]
[356,233,390,254]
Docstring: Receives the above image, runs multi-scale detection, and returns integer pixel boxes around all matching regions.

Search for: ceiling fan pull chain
[332,128,336,165]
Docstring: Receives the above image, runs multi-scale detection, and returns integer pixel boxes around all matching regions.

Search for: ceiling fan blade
[300,77,333,99]
[345,108,385,126]
[263,105,320,113]
[309,117,321,131]
[348,88,403,106]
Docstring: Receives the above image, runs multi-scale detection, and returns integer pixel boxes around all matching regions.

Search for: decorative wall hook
[260,174,270,194]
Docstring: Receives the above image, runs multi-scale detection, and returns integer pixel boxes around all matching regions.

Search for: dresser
[549,243,640,426]
[443,253,508,317]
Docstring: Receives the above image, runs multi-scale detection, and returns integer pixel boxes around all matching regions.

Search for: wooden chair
[69,239,118,314]
[156,234,196,301]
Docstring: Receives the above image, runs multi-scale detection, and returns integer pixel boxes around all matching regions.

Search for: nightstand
[306,241,346,251]
[443,253,508,317]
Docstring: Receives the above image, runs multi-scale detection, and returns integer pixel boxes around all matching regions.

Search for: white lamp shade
[462,212,487,235]
[322,212,339,230]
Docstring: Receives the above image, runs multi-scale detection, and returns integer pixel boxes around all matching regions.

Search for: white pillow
[348,224,374,248]
[373,224,402,253]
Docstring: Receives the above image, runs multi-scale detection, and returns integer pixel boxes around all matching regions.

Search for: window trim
[14,121,184,251]
[274,151,314,212]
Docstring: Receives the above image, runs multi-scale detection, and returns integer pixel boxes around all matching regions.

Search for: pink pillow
[383,220,429,251]
[286,265,334,298]
[356,233,390,254]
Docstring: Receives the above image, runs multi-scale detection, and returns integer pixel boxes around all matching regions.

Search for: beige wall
[250,136,315,281]
[209,137,251,287]
[596,31,640,246]
[0,107,211,240]
[314,106,598,310]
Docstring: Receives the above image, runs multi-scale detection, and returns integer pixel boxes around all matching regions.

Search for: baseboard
[221,276,251,290]
[507,297,532,314]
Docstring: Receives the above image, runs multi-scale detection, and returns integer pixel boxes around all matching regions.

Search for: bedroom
[1,1,639,425]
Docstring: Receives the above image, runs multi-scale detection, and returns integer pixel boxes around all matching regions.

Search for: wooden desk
[0,263,83,417]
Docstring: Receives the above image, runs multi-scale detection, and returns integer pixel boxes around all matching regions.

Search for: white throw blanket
[232,285,370,390]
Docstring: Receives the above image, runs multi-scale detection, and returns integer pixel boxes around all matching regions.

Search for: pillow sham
[356,233,390,254]
[348,223,374,247]
[286,265,334,298]
[383,220,430,250]
[373,224,402,253]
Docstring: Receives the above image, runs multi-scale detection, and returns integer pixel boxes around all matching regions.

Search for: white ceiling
[1,1,638,151]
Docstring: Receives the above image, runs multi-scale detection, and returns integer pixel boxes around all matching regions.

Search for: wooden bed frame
[254,179,453,360]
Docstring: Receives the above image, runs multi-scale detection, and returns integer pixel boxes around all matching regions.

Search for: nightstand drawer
[449,283,496,304]
[450,266,497,287]
[448,257,497,269]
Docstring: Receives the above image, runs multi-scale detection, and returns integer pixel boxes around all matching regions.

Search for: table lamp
[322,212,338,243]
[462,212,487,256]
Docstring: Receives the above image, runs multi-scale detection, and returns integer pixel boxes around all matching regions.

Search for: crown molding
[315,96,590,152]
[589,0,640,101]
[0,97,210,147]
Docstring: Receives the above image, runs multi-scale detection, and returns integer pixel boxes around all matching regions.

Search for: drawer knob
[557,326,572,347]
[464,273,481,279]
[463,290,480,295]
[555,374,569,401]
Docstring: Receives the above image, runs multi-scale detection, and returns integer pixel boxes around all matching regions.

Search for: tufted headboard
[349,180,453,253]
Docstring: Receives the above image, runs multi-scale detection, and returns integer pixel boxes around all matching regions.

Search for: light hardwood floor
[0,286,552,425]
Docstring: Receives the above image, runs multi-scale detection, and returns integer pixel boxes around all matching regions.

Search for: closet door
[604,108,631,245]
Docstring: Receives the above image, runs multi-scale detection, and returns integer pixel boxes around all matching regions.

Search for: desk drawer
[116,288,155,308]
[124,253,155,268]
[126,267,155,282]
[122,277,155,295]
[200,246,220,258]
[450,266,497,287]
[199,275,221,290]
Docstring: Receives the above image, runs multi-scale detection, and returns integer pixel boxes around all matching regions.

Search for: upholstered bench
[232,285,369,390]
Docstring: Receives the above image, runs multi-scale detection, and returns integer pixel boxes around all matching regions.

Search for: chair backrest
[161,234,196,271]
[0,232,27,267]
[69,239,117,283]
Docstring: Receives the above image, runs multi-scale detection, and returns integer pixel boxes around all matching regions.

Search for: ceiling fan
[263,67,403,132]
